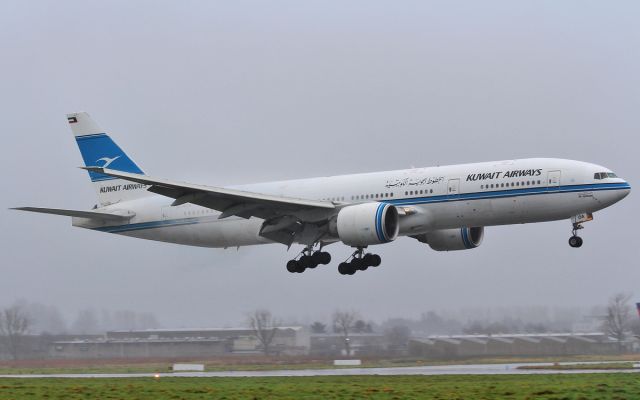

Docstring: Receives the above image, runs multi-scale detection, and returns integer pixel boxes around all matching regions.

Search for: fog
[1,1,638,329]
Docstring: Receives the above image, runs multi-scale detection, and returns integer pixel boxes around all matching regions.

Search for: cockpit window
[594,172,617,180]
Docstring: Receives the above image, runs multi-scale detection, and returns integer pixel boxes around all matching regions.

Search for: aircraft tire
[352,258,367,271]
[346,263,357,275]
[363,253,381,267]
[319,252,331,265]
[569,236,583,248]
[300,255,316,268]
[286,260,299,273]
[370,254,381,267]
[338,262,349,275]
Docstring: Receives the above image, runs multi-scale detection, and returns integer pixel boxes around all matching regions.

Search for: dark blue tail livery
[75,133,143,182]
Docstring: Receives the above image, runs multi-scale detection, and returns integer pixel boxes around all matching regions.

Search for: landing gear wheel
[363,253,381,267]
[312,251,331,266]
[363,253,373,266]
[319,252,331,265]
[569,236,583,248]
[357,258,370,271]
[299,255,318,269]
[286,260,297,273]
[338,262,355,275]
[287,260,302,273]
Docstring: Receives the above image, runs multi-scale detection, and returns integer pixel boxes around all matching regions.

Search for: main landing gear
[286,246,331,273]
[569,222,584,248]
[338,248,381,276]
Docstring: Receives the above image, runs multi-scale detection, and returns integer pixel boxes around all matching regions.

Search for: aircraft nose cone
[618,181,631,200]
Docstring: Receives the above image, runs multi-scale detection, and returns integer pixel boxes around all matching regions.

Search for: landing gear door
[447,179,460,196]
[547,170,561,191]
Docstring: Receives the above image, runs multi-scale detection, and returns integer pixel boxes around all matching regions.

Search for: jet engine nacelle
[333,203,400,246]
[415,227,484,251]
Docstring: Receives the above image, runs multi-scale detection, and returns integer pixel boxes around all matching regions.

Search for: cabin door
[547,170,561,191]
[447,179,460,196]
[447,178,463,219]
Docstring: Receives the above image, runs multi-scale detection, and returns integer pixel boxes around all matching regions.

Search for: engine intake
[416,227,484,251]
[334,203,399,246]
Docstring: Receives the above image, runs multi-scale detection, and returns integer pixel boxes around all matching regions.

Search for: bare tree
[603,293,632,352]
[310,321,326,334]
[20,302,66,334]
[353,320,373,333]
[71,309,99,334]
[385,324,411,354]
[0,305,31,360]
[248,309,280,355]
[332,310,359,356]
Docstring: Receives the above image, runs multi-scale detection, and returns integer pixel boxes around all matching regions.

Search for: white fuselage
[76,158,630,248]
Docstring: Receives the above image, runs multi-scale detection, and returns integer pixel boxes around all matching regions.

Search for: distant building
[48,327,309,359]
[572,315,604,333]
[409,333,623,359]
[0,334,101,360]
[310,333,388,356]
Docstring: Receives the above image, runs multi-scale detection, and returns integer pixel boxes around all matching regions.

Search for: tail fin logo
[96,156,121,168]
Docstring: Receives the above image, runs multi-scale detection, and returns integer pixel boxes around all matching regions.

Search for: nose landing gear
[568,213,594,248]
[569,222,584,248]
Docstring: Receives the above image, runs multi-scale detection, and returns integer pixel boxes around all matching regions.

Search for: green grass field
[1,374,639,400]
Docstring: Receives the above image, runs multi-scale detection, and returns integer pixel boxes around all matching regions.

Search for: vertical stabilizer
[68,112,151,206]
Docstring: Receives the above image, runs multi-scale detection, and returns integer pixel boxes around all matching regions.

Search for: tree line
[2,293,638,359]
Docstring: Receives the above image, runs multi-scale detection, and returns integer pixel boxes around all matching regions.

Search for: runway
[1,361,638,379]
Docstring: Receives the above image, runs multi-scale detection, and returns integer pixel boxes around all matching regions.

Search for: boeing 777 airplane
[14,112,631,275]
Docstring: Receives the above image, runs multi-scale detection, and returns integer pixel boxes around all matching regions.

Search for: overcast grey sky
[1,1,638,327]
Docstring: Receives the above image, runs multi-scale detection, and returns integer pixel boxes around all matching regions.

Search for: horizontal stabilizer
[11,207,132,222]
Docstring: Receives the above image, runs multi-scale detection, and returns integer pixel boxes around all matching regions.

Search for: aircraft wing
[83,167,336,223]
